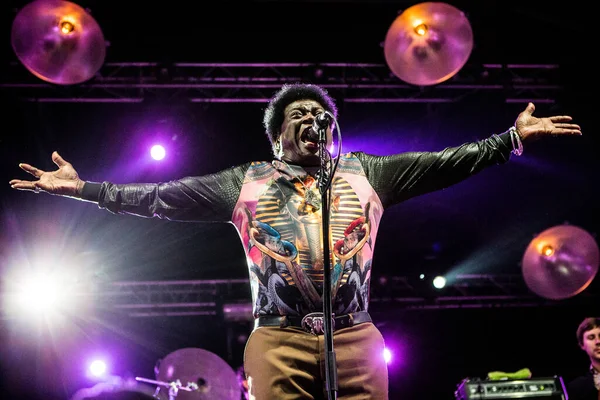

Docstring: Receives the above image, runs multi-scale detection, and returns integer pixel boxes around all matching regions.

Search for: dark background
[0,0,597,399]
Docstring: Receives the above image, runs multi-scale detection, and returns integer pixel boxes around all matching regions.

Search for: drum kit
[141,347,243,400]
[70,347,245,400]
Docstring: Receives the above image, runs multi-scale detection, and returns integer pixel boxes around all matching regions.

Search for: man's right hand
[9,151,84,197]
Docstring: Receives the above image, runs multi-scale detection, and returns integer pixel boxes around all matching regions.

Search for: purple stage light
[383,348,392,364]
[89,360,107,377]
[150,145,166,160]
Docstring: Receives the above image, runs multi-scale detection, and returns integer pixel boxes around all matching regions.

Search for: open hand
[9,151,84,197]
[515,103,582,141]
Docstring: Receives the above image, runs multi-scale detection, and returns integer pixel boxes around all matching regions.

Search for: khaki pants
[244,322,389,399]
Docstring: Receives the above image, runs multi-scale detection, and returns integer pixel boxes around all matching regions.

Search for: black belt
[255,311,372,335]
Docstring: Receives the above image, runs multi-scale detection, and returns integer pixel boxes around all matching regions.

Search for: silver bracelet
[509,126,523,156]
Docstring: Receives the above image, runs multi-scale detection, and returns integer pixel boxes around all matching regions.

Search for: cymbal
[522,225,599,300]
[11,0,106,85]
[155,348,241,400]
[383,2,473,86]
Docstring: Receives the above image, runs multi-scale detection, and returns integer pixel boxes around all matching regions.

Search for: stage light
[150,144,166,160]
[15,272,65,313]
[3,251,97,321]
[383,348,392,364]
[433,275,446,289]
[89,360,107,377]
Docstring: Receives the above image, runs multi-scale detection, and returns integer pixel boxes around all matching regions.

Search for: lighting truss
[95,278,248,318]
[93,274,598,318]
[1,62,563,104]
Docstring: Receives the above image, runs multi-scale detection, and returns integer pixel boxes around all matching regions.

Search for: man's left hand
[515,102,582,141]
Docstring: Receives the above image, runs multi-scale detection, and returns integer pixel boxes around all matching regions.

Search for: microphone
[307,112,332,143]
[313,112,332,131]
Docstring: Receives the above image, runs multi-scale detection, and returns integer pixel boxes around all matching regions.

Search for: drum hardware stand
[135,376,199,400]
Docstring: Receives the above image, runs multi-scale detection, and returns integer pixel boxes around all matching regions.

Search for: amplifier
[454,376,567,399]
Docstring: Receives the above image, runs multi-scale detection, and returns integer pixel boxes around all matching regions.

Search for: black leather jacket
[80,131,514,317]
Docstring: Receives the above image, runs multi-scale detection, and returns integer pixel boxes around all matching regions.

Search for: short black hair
[262,83,338,149]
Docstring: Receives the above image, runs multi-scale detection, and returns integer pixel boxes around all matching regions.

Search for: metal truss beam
[1,62,563,104]
[94,274,597,318]
[96,279,248,318]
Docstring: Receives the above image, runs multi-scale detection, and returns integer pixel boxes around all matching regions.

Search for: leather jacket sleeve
[80,162,251,222]
[355,131,514,208]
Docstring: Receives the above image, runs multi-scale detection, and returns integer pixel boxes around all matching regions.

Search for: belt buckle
[301,312,335,335]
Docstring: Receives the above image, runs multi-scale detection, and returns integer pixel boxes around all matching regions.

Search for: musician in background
[567,317,600,400]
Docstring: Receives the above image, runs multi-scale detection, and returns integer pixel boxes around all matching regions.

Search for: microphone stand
[316,122,338,400]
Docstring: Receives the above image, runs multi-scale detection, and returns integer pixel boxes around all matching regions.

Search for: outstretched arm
[10,152,250,222]
[358,102,582,208]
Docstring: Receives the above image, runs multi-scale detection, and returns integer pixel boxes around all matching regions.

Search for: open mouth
[300,127,318,147]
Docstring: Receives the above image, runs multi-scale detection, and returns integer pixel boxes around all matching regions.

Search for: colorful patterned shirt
[82,133,513,318]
